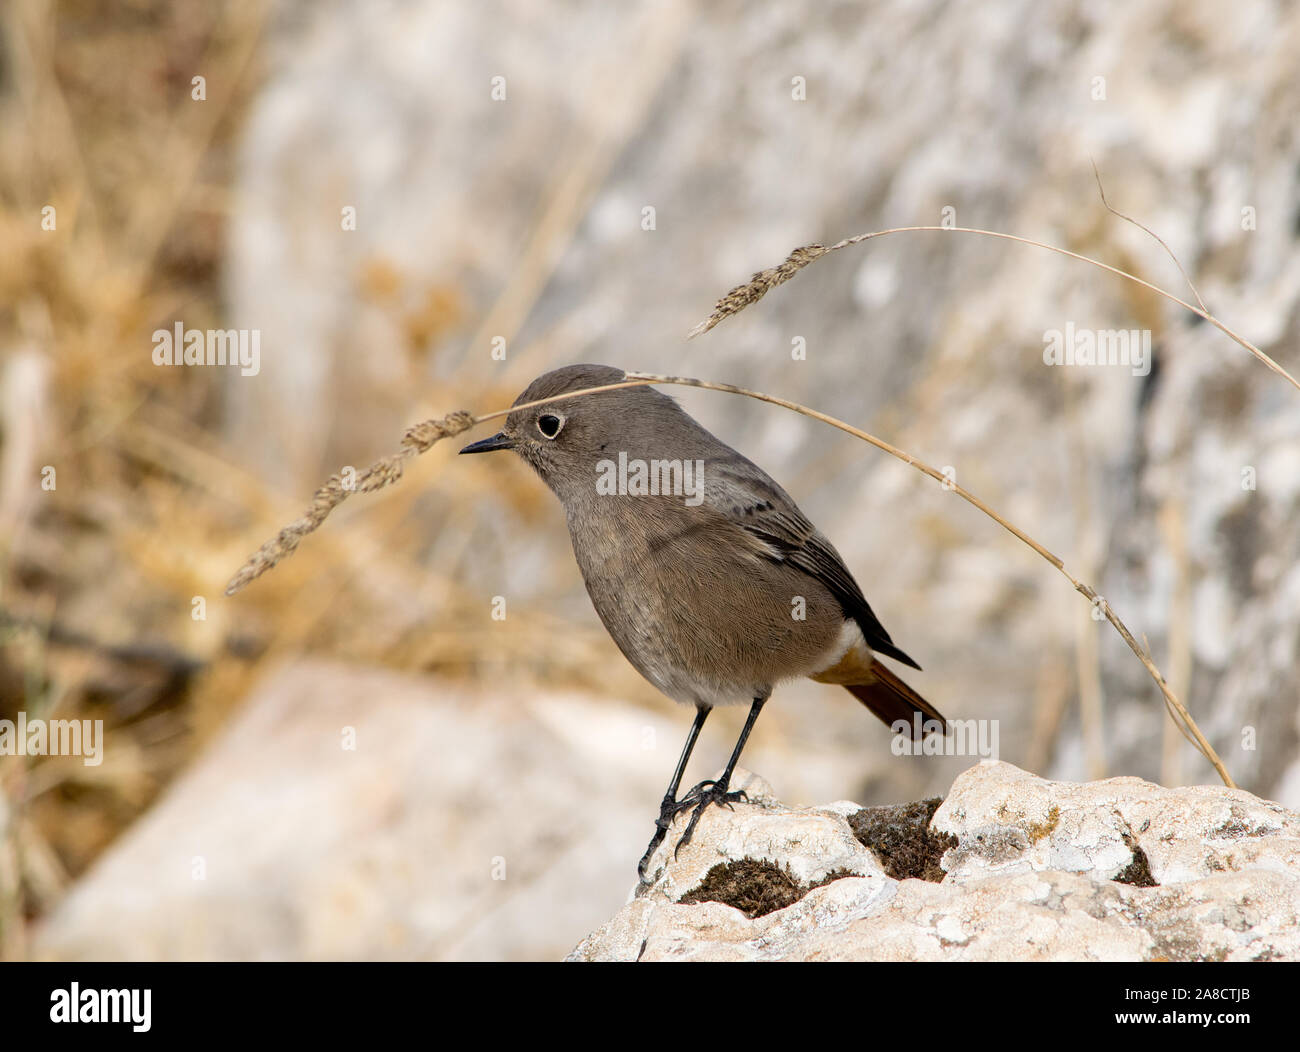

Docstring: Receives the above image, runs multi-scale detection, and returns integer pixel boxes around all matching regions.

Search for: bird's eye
[537,413,564,439]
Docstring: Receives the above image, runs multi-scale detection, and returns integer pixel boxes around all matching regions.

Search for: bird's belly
[569,510,845,706]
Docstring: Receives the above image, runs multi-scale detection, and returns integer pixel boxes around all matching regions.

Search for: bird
[460,364,944,880]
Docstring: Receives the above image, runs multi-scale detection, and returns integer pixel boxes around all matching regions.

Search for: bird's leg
[672,694,769,859]
[637,704,711,882]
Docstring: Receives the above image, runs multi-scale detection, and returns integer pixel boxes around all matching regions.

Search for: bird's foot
[636,780,749,883]
[672,779,748,856]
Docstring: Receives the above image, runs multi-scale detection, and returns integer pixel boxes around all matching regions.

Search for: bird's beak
[459,431,514,455]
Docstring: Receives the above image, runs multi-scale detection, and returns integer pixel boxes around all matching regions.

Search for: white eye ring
[536,412,565,439]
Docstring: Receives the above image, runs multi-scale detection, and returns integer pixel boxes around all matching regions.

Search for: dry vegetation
[0,0,644,960]
[0,0,268,958]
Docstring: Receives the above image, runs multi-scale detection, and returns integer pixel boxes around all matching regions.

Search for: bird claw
[638,780,749,883]
[672,783,748,857]
[634,775,748,884]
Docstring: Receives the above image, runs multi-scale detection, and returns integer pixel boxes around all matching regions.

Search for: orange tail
[843,659,946,740]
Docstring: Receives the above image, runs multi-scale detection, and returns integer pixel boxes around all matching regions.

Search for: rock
[31,659,681,961]
[569,760,1300,961]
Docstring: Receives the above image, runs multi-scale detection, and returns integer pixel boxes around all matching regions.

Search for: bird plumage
[491,364,942,730]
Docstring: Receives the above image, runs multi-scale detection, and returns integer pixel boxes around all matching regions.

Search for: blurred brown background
[1,0,1298,960]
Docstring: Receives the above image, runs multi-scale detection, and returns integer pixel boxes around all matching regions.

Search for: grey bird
[461,364,944,880]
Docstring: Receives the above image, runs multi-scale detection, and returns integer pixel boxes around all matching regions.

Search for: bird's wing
[701,454,921,670]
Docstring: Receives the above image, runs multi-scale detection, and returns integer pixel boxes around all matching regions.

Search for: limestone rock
[569,760,1300,961]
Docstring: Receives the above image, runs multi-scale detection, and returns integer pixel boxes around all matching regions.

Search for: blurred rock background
[1,0,1297,960]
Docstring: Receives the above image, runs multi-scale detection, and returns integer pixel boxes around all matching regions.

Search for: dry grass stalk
[1088,160,1209,317]
[227,178,1272,787]
[670,179,1300,788]
[686,227,1299,394]
[224,381,708,598]
[686,245,829,339]
[225,370,1237,788]
[223,411,476,595]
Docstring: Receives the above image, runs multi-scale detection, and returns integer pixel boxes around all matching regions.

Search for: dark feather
[710,455,922,670]
[845,659,946,738]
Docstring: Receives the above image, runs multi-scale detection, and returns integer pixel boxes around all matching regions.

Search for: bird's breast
[562,496,849,705]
